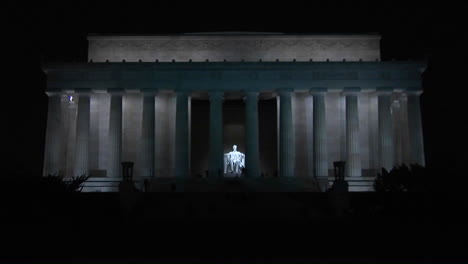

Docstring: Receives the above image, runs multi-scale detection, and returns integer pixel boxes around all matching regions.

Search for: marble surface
[88,34,381,62]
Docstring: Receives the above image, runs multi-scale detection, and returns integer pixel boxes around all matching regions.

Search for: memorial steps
[82,177,324,192]
[329,176,375,192]
[81,176,376,192]
[81,177,121,192]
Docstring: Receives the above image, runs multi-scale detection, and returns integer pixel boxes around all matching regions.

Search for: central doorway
[190,97,277,178]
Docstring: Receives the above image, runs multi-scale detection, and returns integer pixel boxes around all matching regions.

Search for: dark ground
[1,191,467,263]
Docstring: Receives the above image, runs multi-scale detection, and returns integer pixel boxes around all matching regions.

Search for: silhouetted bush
[373,164,428,192]
[2,174,90,193]
[41,174,90,192]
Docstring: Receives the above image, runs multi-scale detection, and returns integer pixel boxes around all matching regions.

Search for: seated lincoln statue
[224,145,245,174]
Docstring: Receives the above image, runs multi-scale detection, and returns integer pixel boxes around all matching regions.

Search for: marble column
[74,94,90,176]
[141,92,155,177]
[345,91,361,177]
[175,91,189,178]
[311,89,329,189]
[378,91,394,171]
[108,92,122,177]
[278,90,294,177]
[245,91,260,178]
[407,90,425,166]
[209,91,224,177]
[44,93,62,176]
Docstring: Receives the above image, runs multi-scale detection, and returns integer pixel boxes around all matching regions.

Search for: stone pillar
[245,91,260,178]
[209,91,224,177]
[175,91,189,178]
[141,92,155,177]
[74,94,90,176]
[345,91,361,177]
[378,91,394,171]
[311,89,329,189]
[407,90,425,166]
[278,89,294,177]
[108,92,123,177]
[44,93,63,176]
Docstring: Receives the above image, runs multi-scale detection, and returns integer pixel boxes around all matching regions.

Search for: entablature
[43,61,425,93]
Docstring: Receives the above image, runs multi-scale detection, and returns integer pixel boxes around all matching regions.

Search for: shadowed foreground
[2,190,466,263]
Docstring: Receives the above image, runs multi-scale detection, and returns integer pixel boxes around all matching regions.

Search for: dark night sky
[5,0,467,176]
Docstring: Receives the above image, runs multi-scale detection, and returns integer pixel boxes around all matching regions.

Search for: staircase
[329,176,375,191]
[80,176,374,192]
[81,177,126,192]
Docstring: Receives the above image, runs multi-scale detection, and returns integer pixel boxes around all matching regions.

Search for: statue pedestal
[329,179,350,217]
[119,181,138,193]
[224,172,242,178]
[331,179,349,192]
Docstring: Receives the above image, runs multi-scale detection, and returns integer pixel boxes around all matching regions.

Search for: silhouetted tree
[373,164,428,192]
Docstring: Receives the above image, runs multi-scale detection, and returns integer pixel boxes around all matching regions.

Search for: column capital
[276,88,293,97]
[376,86,394,95]
[175,90,190,97]
[209,91,224,101]
[108,88,125,95]
[406,91,423,96]
[73,88,92,95]
[309,87,328,95]
[75,93,91,99]
[342,87,361,95]
[140,88,158,96]
[243,91,259,101]
[45,91,62,97]
[405,87,423,96]
[243,90,259,95]
[91,88,107,94]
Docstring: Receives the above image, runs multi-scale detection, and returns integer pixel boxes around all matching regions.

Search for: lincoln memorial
[42,32,425,191]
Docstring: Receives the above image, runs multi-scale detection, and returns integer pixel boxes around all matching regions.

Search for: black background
[3,2,468,262]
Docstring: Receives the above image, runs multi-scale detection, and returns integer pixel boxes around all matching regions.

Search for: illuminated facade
[42,33,425,191]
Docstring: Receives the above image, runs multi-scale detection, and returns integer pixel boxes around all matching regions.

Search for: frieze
[210,71,223,80]
[47,70,421,83]
[279,72,293,80]
[44,62,425,91]
[248,72,259,80]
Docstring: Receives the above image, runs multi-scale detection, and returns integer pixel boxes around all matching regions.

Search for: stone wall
[88,34,381,62]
